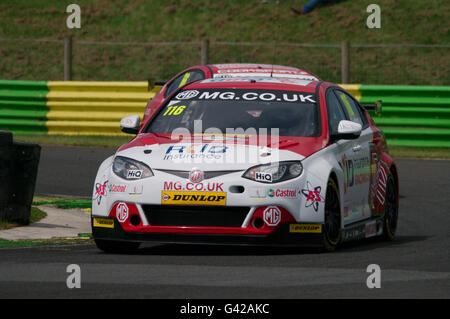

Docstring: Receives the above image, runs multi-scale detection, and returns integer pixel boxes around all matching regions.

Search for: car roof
[182,76,320,93]
[206,63,321,81]
[174,63,321,82]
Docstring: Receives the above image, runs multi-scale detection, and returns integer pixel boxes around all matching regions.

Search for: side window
[336,91,364,126]
[164,70,205,98]
[356,103,369,127]
[326,89,348,135]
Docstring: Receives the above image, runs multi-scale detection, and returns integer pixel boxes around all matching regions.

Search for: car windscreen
[145,88,320,137]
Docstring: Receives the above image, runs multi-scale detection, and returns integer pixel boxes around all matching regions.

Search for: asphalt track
[0,145,449,299]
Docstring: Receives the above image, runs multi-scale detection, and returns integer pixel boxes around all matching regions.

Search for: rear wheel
[383,173,398,240]
[94,239,141,254]
[323,179,341,252]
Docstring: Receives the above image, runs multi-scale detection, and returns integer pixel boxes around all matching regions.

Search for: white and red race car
[92,74,398,253]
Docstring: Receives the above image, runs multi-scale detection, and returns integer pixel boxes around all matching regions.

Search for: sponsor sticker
[93,217,114,229]
[93,179,108,205]
[342,225,366,242]
[249,188,267,199]
[289,224,322,233]
[161,191,227,206]
[203,78,315,86]
[116,202,129,223]
[268,188,298,198]
[263,206,281,226]
[108,184,126,193]
[301,181,324,212]
[174,88,316,104]
[163,181,224,192]
[365,220,377,238]
[127,169,143,179]
[129,184,143,195]
[175,90,199,100]
[255,172,272,183]
[376,161,388,205]
[163,144,228,161]
[163,104,186,117]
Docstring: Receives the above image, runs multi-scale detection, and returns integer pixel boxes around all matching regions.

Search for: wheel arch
[301,150,344,225]
[379,152,399,208]
[327,169,343,230]
[388,161,400,212]
[92,155,114,217]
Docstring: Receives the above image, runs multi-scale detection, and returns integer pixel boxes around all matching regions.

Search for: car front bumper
[92,216,324,247]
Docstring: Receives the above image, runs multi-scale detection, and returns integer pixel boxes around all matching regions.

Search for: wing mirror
[332,120,362,141]
[362,100,382,116]
[120,115,141,134]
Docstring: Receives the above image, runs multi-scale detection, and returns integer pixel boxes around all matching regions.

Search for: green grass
[30,206,47,223]
[33,195,88,202]
[34,200,92,209]
[33,195,92,209]
[0,207,47,230]
[0,0,448,84]
[0,237,93,248]
[388,146,450,159]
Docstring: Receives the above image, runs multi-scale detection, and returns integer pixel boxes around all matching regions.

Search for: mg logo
[189,168,204,183]
[116,202,129,223]
[175,90,199,100]
[263,206,281,226]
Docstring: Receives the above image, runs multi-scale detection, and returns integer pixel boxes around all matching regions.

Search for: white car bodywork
[92,125,379,233]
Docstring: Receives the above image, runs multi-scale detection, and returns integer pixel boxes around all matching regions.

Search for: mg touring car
[92,75,398,253]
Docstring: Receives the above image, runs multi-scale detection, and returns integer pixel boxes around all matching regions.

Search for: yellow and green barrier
[0,80,159,136]
[343,84,450,147]
[1,80,449,147]
[0,80,49,134]
[45,81,158,135]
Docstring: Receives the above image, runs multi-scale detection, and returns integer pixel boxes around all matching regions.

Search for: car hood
[116,133,326,171]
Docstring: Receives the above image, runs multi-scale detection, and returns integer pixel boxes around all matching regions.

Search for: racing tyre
[94,239,141,254]
[382,173,398,241]
[323,179,341,252]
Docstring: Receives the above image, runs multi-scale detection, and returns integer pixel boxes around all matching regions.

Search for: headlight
[112,156,153,180]
[243,161,303,183]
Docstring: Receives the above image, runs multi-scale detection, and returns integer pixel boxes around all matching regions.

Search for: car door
[334,89,372,225]
[325,88,356,225]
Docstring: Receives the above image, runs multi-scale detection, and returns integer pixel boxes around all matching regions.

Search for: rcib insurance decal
[161,191,226,206]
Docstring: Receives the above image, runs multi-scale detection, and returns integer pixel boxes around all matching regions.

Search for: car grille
[142,205,249,227]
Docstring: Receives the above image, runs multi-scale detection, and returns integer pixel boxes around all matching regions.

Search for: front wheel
[383,173,399,241]
[322,179,341,252]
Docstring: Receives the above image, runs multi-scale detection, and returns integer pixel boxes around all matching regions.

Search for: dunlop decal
[161,191,227,206]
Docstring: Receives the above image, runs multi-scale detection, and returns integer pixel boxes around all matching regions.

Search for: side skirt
[341,217,384,243]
